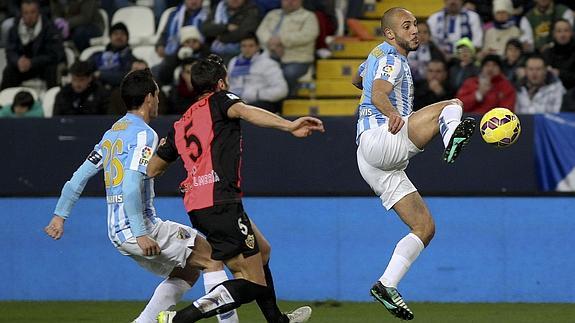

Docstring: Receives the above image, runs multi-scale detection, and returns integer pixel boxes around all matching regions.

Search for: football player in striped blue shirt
[352,7,476,321]
[44,69,238,323]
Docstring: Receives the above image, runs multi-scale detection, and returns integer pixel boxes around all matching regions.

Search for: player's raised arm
[45,149,103,240]
[227,102,325,137]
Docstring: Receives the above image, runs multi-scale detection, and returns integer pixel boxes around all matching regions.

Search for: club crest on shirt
[139,146,153,166]
[245,234,255,249]
[177,227,191,240]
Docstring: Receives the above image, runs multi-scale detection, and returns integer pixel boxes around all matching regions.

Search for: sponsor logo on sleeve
[87,151,102,165]
[382,64,394,77]
[139,146,153,166]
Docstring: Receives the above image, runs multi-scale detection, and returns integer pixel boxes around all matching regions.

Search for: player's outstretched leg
[442,116,476,164]
[370,281,414,320]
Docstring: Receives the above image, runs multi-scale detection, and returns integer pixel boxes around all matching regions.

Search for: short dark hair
[120,68,157,110]
[481,54,503,69]
[525,52,547,66]
[21,0,40,8]
[132,58,148,66]
[552,18,572,32]
[12,91,34,113]
[427,59,447,70]
[505,38,523,52]
[70,61,94,77]
[190,55,227,96]
[240,32,259,45]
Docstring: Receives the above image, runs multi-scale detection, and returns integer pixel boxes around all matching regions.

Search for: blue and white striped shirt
[54,113,160,248]
[356,42,414,142]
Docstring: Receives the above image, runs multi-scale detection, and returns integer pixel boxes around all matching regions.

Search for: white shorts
[357,117,423,210]
[117,220,198,277]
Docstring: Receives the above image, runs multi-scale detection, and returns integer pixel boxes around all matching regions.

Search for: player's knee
[259,240,271,263]
[204,258,225,272]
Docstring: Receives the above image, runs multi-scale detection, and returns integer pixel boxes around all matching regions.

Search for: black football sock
[174,278,269,322]
[256,262,289,323]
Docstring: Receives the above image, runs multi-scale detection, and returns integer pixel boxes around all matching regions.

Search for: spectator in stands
[448,37,480,91]
[457,54,516,113]
[407,21,445,82]
[502,38,526,87]
[1,0,64,90]
[515,53,565,113]
[303,0,337,58]
[414,59,455,111]
[228,33,288,113]
[49,0,104,52]
[480,0,520,58]
[108,58,169,115]
[154,25,209,86]
[53,61,109,115]
[257,0,319,97]
[155,0,208,86]
[89,23,135,89]
[542,19,575,90]
[169,57,196,114]
[253,0,281,15]
[202,0,261,63]
[519,0,574,52]
[0,90,43,117]
[1,0,50,48]
[427,0,483,57]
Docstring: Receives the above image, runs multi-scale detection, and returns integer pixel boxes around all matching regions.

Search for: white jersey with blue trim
[93,113,159,247]
[356,41,414,142]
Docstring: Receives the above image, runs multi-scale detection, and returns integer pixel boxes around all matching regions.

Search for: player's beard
[396,36,419,53]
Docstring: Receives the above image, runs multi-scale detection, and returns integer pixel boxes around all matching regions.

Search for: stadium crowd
[0,0,574,118]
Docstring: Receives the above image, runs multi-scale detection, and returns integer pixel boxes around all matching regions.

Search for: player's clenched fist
[45,215,65,240]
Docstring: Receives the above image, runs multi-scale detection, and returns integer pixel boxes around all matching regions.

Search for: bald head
[381,7,412,32]
[380,7,419,55]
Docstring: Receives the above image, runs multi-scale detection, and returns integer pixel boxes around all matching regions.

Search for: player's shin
[136,277,191,323]
[174,279,270,322]
[379,233,425,288]
[256,262,288,322]
[203,270,239,323]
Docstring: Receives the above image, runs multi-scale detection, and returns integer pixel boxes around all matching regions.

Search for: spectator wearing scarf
[153,0,208,86]
[227,33,288,113]
[202,0,261,63]
[89,22,135,88]
[480,0,520,58]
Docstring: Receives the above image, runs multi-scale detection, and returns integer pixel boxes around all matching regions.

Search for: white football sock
[203,270,239,323]
[439,104,463,148]
[379,233,425,288]
[136,277,190,323]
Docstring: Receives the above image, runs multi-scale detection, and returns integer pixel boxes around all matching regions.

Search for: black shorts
[188,202,259,261]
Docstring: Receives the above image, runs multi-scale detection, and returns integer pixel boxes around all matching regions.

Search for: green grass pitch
[1,301,574,322]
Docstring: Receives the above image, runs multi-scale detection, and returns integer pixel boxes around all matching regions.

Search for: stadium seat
[41,86,60,118]
[64,47,76,67]
[89,9,110,46]
[112,6,156,46]
[330,38,380,58]
[282,99,358,116]
[132,45,162,67]
[79,45,106,61]
[316,59,363,80]
[363,0,443,18]
[153,7,177,44]
[297,80,360,98]
[0,87,38,107]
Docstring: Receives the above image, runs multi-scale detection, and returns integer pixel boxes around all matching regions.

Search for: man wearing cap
[89,22,136,89]
[456,54,516,114]
[448,37,480,90]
